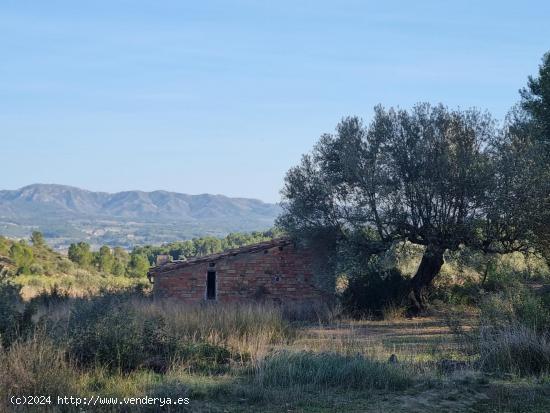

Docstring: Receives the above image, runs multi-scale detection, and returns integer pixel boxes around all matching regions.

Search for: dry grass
[479,325,550,376]
[0,334,77,405]
[1,295,549,412]
[131,299,293,362]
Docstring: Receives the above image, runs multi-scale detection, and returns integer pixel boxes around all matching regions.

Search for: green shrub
[66,294,176,372]
[257,351,412,390]
[341,267,408,317]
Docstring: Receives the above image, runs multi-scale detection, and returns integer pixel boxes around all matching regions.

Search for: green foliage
[520,51,550,146]
[480,289,550,335]
[341,266,408,318]
[9,240,34,274]
[112,246,130,276]
[66,293,175,372]
[133,229,280,266]
[127,252,150,278]
[68,242,93,267]
[0,236,9,256]
[95,245,114,273]
[30,231,45,247]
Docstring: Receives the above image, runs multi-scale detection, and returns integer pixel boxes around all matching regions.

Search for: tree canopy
[278,98,549,311]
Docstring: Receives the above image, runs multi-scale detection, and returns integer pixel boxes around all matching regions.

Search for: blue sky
[1,1,549,202]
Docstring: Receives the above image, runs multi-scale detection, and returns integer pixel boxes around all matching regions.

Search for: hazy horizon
[0,182,280,203]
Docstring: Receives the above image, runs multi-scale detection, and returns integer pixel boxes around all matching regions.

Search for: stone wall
[153,243,323,304]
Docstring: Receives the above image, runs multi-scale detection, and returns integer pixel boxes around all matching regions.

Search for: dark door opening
[206,271,216,300]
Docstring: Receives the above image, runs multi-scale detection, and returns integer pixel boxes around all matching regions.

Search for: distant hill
[0,184,281,249]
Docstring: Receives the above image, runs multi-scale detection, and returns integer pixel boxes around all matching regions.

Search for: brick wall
[153,243,323,304]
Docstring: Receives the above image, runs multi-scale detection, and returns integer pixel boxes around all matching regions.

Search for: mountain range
[0,184,281,249]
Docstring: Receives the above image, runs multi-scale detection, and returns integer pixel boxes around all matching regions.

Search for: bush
[66,294,178,372]
[29,263,44,275]
[341,267,408,317]
[65,292,235,374]
[257,351,412,391]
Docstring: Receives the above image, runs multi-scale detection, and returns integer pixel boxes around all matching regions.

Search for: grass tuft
[256,350,412,391]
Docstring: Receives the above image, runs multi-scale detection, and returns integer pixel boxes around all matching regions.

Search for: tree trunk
[408,245,445,314]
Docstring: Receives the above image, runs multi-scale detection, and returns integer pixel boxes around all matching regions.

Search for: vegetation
[0,230,280,298]
[278,53,550,314]
[1,48,549,413]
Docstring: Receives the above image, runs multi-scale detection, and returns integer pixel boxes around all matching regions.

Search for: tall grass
[477,288,550,376]
[134,300,293,361]
[256,351,412,391]
[479,325,550,376]
[0,334,77,403]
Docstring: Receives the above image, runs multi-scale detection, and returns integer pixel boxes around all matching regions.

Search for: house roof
[148,237,293,277]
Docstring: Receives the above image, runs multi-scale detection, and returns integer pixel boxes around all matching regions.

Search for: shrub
[29,263,44,275]
[257,351,412,391]
[65,292,235,374]
[66,294,177,372]
[341,267,408,317]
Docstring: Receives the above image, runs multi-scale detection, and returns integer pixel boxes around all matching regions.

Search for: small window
[206,270,216,300]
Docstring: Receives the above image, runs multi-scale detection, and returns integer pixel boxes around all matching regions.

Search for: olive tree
[278,103,538,311]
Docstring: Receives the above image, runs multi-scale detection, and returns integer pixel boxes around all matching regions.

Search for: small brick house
[148,238,324,305]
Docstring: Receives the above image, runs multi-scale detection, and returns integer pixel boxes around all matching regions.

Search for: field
[2,236,550,412]
[1,287,550,413]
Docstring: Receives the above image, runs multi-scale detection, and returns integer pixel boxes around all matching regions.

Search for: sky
[1,1,549,203]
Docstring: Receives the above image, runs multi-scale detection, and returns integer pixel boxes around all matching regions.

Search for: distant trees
[9,241,34,274]
[112,247,130,276]
[30,231,45,247]
[127,253,150,278]
[61,230,279,279]
[133,230,279,265]
[95,246,114,273]
[68,242,93,268]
